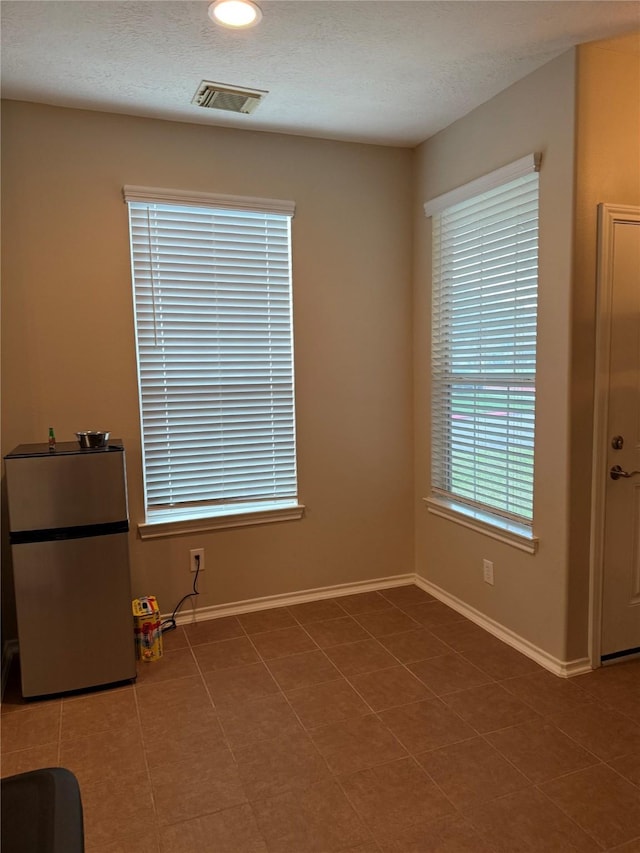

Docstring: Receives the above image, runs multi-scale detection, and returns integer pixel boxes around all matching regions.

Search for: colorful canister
[132,596,163,662]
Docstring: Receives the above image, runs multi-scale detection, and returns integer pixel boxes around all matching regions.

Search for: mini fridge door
[5,449,128,533]
[13,533,136,697]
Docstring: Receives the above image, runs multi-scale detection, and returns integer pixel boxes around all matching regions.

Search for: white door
[599,206,640,659]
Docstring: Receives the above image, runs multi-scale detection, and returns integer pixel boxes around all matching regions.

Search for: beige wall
[568,34,640,659]
[1,102,414,638]
[413,51,577,662]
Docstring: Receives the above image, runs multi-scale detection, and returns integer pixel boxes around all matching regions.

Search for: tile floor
[2,584,640,852]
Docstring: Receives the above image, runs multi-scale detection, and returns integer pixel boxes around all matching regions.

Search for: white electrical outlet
[190,548,205,573]
[483,559,494,585]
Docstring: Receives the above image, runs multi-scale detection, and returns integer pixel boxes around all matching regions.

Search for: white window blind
[430,168,539,524]
[125,191,298,520]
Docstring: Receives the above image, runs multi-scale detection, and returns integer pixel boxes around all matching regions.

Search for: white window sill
[138,502,305,540]
[423,496,538,554]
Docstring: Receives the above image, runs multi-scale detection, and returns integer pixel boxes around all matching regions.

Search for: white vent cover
[191,81,267,114]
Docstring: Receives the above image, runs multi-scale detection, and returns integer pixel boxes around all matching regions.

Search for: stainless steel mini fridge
[5,441,137,697]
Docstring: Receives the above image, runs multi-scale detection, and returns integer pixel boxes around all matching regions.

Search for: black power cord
[161,554,201,633]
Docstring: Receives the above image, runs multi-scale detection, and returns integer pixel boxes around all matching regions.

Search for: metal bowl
[76,431,110,449]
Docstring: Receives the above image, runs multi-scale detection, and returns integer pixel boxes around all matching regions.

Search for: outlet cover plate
[483,559,494,585]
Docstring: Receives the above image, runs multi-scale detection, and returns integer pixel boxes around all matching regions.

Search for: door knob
[610,465,640,481]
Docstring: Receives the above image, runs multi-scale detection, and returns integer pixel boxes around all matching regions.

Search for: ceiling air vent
[191,81,267,114]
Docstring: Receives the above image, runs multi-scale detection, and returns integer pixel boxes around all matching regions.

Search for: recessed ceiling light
[208,0,262,29]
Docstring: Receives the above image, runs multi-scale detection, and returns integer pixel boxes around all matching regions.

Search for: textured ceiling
[2,1,639,146]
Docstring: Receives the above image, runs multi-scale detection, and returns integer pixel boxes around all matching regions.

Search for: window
[124,186,301,536]
[425,156,540,540]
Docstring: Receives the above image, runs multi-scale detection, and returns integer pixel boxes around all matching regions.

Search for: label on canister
[132,596,164,662]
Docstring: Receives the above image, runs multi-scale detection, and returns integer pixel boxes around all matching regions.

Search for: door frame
[588,203,640,667]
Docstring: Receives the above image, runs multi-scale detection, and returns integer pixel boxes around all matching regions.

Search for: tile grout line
[327,607,547,837]
[323,603,613,834]
[181,629,238,761]
[603,757,640,790]
[241,612,382,849]
[474,725,603,806]
[534,753,640,851]
[5,589,640,851]
[535,700,640,769]
[237,622,373,851]
[255,596,475,844]
[193,595,546,770]
[534,778,611,852]
[145,602,640,785]
[130,681,162,851]
[139,638,263,850]
[160,633,275,851]
[99,599,640,841]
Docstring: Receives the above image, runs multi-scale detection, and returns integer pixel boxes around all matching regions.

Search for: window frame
[423,156,541,553]
[124,186,304,537]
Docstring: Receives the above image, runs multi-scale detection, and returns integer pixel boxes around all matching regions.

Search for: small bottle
[48,427,56,452]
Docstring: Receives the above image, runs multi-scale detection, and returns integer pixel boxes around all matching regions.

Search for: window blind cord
[161,554,201,634]
[145,205,159,346]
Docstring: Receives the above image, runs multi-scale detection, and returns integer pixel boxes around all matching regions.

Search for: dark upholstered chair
[1,767,84,853]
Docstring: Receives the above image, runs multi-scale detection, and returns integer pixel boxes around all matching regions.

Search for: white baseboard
[165,570,593,678]
[3,572,593,700]
[164,573,416,626]
[1,639,19,699]
[414,575,592,678]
